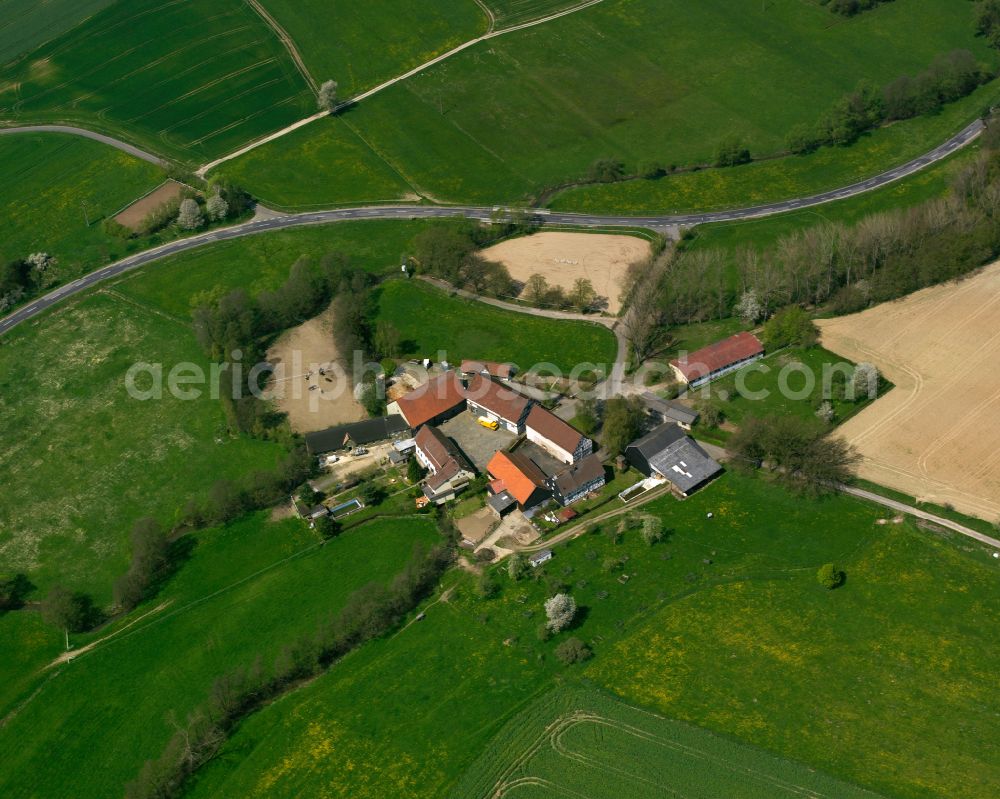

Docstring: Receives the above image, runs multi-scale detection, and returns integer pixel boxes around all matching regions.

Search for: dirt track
[818,262,1000,522]
[479,232,650,314]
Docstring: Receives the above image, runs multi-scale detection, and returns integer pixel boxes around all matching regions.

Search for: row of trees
[0,252,56,313]
[521,273,600,312]
[125,540,453,799]
[820,0,892,17]
[787,50,988,153]
[664,144,1000,326]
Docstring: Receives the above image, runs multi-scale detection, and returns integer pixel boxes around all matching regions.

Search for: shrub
[817,563,846,589]
[762,306,818,350]
[554,637,593,664]
[714,136,751,167]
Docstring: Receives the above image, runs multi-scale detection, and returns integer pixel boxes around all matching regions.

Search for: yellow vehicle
[477,416,500,431]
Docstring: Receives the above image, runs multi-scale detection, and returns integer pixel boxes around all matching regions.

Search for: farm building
[547,453,607,506]
[669,332,763,388]
[487,489,518,518]
[641,394,699,430]
[464,374,533,434]
[525,405,592,464]
[388,372,467,430]
[305,415,409,455]
[625,422,722,497]
[414,425,475,505]
[460,359,517,380]
[529,549,553,568]
[487,450,550,510]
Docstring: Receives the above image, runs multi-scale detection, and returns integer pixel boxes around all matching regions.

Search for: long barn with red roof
[669,331,764,387]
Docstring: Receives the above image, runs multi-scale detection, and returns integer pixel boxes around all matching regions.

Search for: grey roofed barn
[305,415,409,454]
[625,422,721,496]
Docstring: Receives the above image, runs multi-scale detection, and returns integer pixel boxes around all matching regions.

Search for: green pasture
[0,132,163,282]
[485,0,591,28]
[0,0,113,64]
[0,0,312,162]
[226,0,994,207]
[0,292,283,602]
[453,686,884,798]
[258,0,485,96]
[372,279,618,371]
[184,472,1000,799]
[0,513,441,797]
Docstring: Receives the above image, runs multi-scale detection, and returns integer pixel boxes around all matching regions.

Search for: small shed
[487,490,517,518]
[529,549,553,568]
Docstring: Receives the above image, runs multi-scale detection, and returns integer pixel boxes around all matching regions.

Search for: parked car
[352,447,368,456]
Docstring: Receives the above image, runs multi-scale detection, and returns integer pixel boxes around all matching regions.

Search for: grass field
[0,0,112,63]
[452,686,884,798]
[0,292,283,602]
[223,0,994,207]
[0,132,164,282]
[372,279,618,372]
[181,472,1000,799]
[485,0,592,28]
[0,513,442,798]
[258,0,485,96]
[0,0,312,162]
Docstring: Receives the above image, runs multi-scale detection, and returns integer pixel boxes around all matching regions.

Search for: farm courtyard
[819,260,1000,521]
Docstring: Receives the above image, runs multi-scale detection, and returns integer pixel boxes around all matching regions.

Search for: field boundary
[243,0,318,93]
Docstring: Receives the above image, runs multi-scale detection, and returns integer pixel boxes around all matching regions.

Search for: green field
[0,513,442,798]
[182,472,1000,799]
[0,132,164,283]
[485,0,592,27]
[0,0,113,63]
[0,0,312,162]
[0,291,283,602]
[222,0,993,208]
[452,686,884,798]
[373,279,618,372]
[258,0,485,96]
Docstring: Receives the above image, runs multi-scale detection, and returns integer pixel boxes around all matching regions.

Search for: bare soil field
[479,232,651,314]
[265,303,365,433]
[818,262,1000,522]
[113,180,185,230]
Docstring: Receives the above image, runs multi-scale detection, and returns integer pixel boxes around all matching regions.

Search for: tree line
[661,137,1000,328]
[820,0,892,17]
[124,537,454,799]
[787,50,989,154]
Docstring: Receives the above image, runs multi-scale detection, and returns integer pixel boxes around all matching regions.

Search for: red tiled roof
[670,332,763,383]
[461,359,515,379]
[526,405,585,454]
[487,451,547,506]
[395,373,466,428]
[414,425,453,472]
[464,375,531,423]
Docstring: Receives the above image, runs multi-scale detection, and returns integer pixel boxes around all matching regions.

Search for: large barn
[670,331,763,388]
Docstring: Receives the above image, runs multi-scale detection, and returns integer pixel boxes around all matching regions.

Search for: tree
[817,563,846,589]
[523,273,549,304]
[359,381,385,417]
[114,517,171,610]
[374,320,402,359]
[40,585,98,632]
[715,136,751,167]
[601,396,646,456]
[695,399,724,429]
[205,193,229,222]
[785,123,820,155]
[589,158,625,183]
[554,636,593,664]
[640,515,664,546]
[476,572,499,599]
[314,515,339,540]
[544,593,577,633]
[507,553,527,581]
[298,484,320,507]
[761,305,818,350]
[574,398,598,435]
[407,456,425,484]
[176,198,204,230]
[0,573,32,611]
[317,79,338,111]
[569,278,597,312]
[851,362,880,400]
[815,400,835,423]
[734,289,764,323]
[359,481,385,506]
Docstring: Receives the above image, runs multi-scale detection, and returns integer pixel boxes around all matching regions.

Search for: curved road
[0,125,170,167]
[0,117,984,338]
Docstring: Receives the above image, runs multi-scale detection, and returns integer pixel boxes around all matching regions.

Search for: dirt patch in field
[265,303,365,434]
[113,180,186,230]
[818,261,1000,522]
[479,232,651,314]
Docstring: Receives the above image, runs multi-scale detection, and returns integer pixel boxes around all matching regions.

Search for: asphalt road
[0,117,984,338]
[0,125,170,167]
